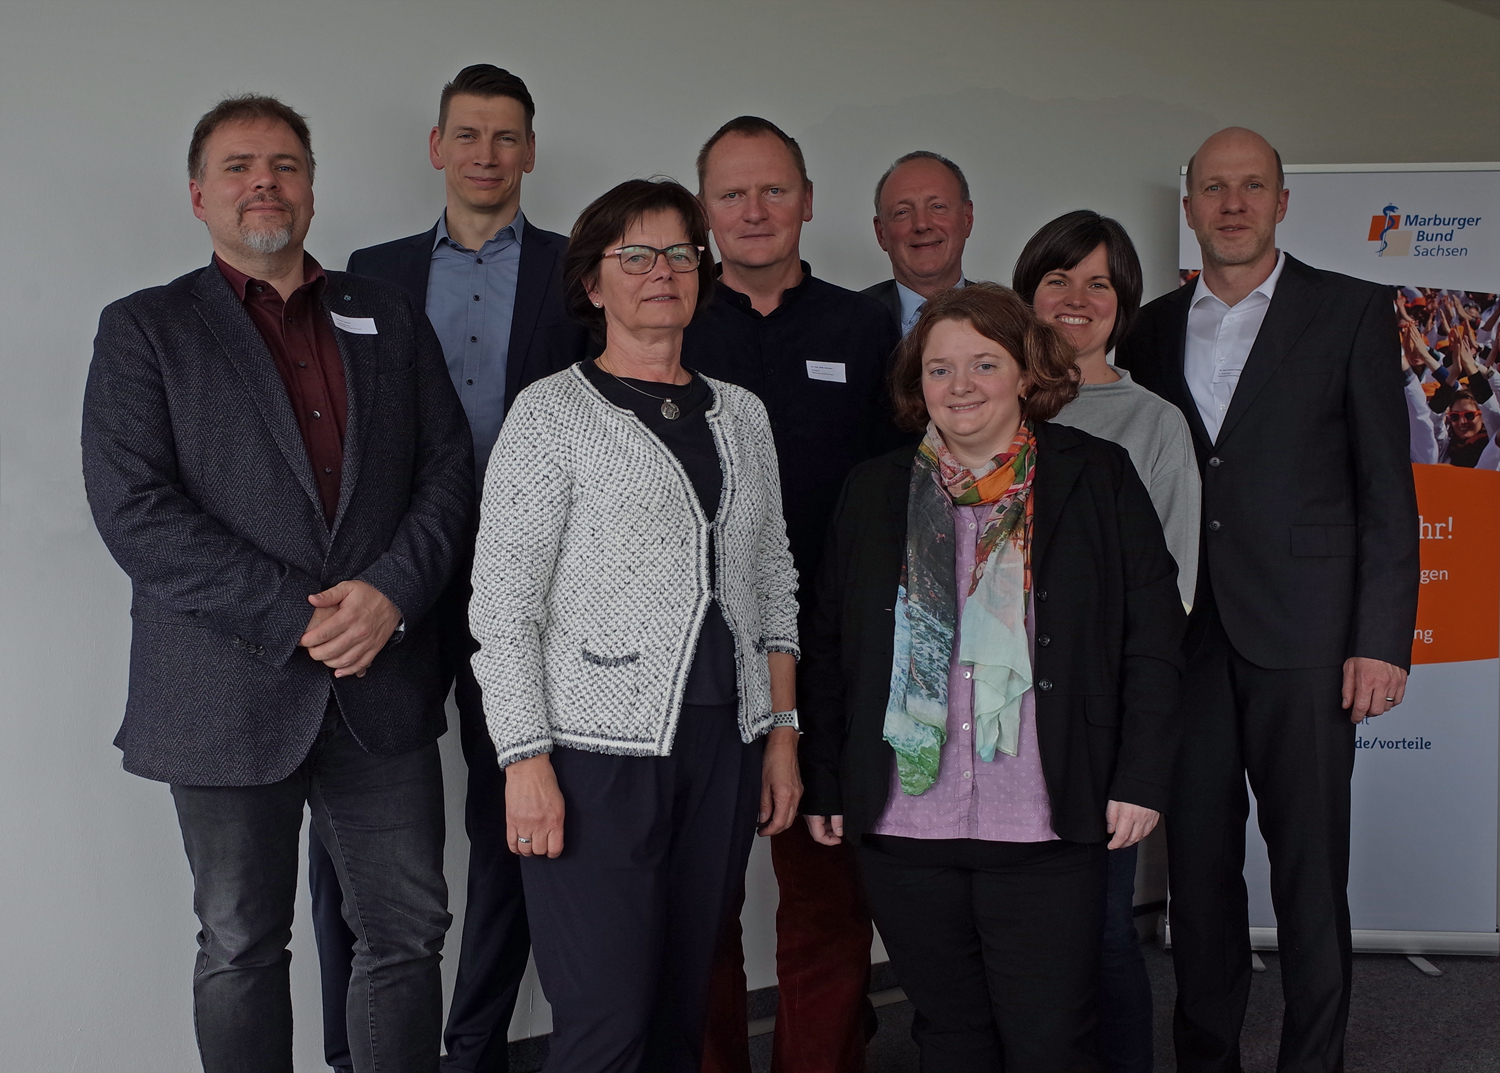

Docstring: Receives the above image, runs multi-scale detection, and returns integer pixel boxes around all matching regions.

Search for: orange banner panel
[1410,464,1499,665]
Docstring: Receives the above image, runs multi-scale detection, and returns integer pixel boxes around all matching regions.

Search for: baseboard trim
[1163,923,1499,956]
[1254,927,1499,956]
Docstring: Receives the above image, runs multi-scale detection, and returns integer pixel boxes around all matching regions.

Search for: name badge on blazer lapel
[331,312,378,335]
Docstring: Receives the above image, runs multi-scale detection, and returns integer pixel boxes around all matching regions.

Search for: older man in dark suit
[1115,127,1419,1073]
[81,95,473,1073]
[861,151,973,335]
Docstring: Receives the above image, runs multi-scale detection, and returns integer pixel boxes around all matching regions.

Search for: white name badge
[331,313,378,335]
[806,360,846,383]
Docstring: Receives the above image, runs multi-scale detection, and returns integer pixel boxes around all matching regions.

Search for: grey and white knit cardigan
[470,364,800,767]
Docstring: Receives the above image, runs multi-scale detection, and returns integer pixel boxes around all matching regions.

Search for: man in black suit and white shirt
[82,95,474,1073]
[1115,127,1419,1073]
[861,150,973,335]
[312,65,587,1073]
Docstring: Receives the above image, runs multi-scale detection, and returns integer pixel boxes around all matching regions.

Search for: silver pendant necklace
[601,364,686,420]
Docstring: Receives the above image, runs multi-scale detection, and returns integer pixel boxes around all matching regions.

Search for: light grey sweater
[1055,367,1201,609]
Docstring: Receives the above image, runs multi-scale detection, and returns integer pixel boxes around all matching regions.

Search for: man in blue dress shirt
[309,64,587,1073]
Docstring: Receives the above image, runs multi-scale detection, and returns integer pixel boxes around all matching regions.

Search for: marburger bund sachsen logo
[1369,204,1481,258]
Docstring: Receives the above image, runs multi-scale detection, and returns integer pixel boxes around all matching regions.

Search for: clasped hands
[299,580,401,678]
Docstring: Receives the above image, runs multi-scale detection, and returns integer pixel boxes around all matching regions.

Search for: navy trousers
[310,661,530,1072]
[522,702,764,1073]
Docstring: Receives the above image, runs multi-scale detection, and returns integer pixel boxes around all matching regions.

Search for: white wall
[2,1,1496,1068]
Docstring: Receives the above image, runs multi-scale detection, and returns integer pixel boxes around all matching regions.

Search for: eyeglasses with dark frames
[603,244,705,274]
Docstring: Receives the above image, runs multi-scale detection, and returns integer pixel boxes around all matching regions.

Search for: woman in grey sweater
[1014,210,1201,1073]
[470,179,801,1073]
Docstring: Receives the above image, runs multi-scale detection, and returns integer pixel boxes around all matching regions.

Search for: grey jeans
[170,702,450,1073]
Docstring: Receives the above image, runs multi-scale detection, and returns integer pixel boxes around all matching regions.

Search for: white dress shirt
[1184,251,1286,442]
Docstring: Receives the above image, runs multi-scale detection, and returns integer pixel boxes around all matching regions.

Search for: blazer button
[1037,634,1051,647]
[1037,679,1053,691]
[1036,589,1048,602]
[1209,520,1222,531]
[1208,456,1222,467]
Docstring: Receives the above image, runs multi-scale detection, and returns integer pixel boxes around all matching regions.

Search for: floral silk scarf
[882,421,1037,795]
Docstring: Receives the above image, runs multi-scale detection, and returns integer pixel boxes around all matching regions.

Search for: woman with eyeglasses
[469,177,801,1073]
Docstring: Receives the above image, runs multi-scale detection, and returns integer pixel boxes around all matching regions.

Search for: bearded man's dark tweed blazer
[82,262,474,786]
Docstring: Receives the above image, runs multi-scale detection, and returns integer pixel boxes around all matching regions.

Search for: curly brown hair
[889,282,1080,432]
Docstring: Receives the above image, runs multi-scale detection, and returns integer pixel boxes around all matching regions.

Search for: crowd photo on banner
[80,59,1425,1073]
[1397,287,1499,467]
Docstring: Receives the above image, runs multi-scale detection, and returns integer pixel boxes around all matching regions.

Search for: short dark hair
[696,116,809,193]
[873,151,970,214]
[563,178,716,347]
[1012,210,1144,355]
[189,95,313,181]
[439,64,535,133]
[1185,146,1285,191]
[889,282,1079,431]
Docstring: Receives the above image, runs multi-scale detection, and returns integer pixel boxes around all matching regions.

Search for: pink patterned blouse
[871,502,1058,842]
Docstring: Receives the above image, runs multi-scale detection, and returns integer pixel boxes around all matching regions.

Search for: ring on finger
[517,836,532,844]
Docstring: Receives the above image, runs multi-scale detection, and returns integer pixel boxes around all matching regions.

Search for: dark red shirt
[216,254,348,525]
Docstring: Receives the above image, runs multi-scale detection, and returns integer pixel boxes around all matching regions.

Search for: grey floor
[782,945,1499,1073]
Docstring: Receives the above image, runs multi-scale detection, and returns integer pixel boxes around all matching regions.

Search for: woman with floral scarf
[798,283,1186,1072]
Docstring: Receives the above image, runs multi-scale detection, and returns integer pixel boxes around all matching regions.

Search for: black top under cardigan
[581,359,738,706]
[798,421,1188,844]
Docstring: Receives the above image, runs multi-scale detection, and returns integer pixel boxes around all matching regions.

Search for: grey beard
[241,222,293,254]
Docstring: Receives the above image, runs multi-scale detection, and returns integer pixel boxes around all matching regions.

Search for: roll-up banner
[1177,163,1500,956]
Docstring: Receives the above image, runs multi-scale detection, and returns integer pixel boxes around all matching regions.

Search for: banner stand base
[1162,925,1498,956]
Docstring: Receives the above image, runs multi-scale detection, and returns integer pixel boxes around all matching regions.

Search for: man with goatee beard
[81,94,473,1073]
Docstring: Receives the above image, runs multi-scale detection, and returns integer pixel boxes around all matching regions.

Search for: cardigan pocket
[581,648,641,668]
[572,646,648,723]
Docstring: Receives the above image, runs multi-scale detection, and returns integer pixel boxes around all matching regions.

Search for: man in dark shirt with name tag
[686,115,900,1073]
[311,65,586,1073]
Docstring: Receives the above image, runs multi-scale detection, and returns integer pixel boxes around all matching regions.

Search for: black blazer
[82,264,475,786]
[346,219,589,412]
[1114,254,1419,670]
[799,423,1187,844]
[861,279,903,330]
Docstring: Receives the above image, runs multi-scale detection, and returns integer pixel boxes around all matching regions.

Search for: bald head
[1185,127,1283,193]
[1182,126,1288,283]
